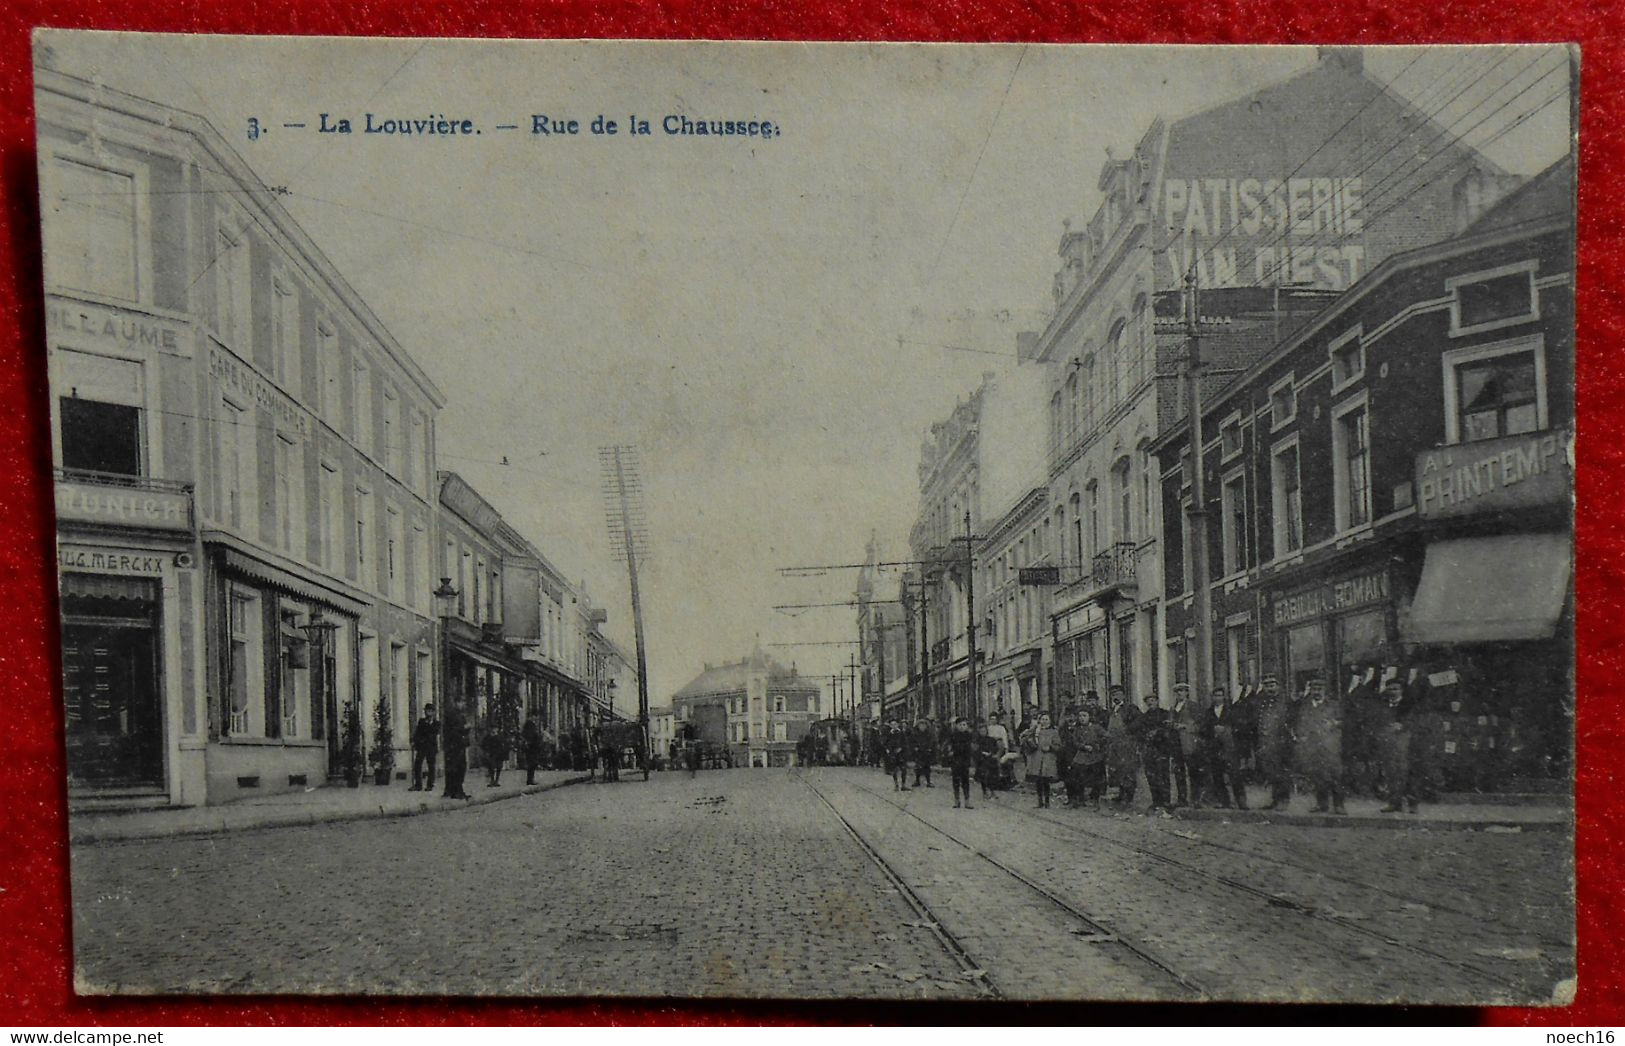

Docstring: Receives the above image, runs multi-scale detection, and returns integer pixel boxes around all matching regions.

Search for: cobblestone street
[70,768,1573,1003]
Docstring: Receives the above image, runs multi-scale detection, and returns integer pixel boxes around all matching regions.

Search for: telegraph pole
[963,510,979,724]
[1185,265,1214,702]
[847,652,859,720]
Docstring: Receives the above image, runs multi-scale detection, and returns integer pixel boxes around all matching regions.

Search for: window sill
[218,736,326,748]
[1328,374,1365,399]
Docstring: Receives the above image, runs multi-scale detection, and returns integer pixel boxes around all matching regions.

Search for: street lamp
[298,611,343,773]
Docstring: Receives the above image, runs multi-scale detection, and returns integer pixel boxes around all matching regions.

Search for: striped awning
[221,549,365,616]
[59,572,159,604]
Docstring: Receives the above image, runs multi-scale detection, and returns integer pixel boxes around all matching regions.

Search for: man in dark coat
[409,702,439,792]
[520,718,545,785]
[1256,674,1295,810]
[884,721,910,791]
[1208,685,1249,808]
[1104,685,1141,806]
[1378,677,1423,813]
[946,716,977,808]
[1168,683,1208,807]
[1138,693,1179,812]
[912,716,938,788]
[441,704,471,800]
[1295,677,1346,813]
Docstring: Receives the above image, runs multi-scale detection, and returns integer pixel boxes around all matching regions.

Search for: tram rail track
[804,773,1208,1000]
[843,775,1532,997]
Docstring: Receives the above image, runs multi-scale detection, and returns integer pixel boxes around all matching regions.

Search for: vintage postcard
[37,31,1575,1002]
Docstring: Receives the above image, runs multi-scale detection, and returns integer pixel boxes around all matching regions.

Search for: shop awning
[1405,533,1572,645]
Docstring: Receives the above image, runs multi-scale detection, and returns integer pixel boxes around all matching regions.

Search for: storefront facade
[1154,156,1574,784]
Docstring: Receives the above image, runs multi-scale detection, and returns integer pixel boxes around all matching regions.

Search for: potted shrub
[339,700,364,787]
[369,693,395,786]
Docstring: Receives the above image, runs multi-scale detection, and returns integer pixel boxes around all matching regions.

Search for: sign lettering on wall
[1272,570,1389,627]
[1415,431,1570,520]
[58,543,168,576]
[208,345,312,436]
[47,301,183,352]
[56,478,193,532]
[1161,176,1367,291]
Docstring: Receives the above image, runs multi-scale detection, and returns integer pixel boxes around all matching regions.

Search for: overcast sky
[37,34,1573,712]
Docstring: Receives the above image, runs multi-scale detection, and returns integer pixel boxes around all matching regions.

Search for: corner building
[1153,158,1574,785]
[40,69,445,806]
[1035,49,1512,710]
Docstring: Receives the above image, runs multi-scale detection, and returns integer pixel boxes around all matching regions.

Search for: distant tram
[802,717,857,766]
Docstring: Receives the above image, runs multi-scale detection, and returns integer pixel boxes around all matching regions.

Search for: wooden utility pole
[609,448,652,743]
[1184,265,1214,702]
[963,510,979,724]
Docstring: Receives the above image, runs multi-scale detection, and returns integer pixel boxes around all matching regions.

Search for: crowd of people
[864,672,1444,816]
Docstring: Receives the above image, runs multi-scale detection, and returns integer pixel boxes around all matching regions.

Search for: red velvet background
[0,0,1617,1028]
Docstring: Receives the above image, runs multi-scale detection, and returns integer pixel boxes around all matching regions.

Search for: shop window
[1332,396,1372,531]
[1283,622,1324,696]
[45,156,141,302]
[228,587,266,737]
[1449,263,1537,335]
[278,607,310,739]
[1269,375,1297,430]
[1443,339,1546,445]
[1271,439,1304,556]
[1220,472,1248,575]
[1335,610,1387,698]
[1328,328,1364,393]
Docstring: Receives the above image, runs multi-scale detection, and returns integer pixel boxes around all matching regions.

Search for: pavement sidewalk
[1006,779,1569,831]
[69,770,592,844]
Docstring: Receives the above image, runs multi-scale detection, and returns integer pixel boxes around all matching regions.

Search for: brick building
[1154,156,1574,783]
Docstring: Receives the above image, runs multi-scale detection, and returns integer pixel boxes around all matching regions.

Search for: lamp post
[298,611,342,778]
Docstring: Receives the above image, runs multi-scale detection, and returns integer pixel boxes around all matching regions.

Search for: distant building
[670,648,821,767]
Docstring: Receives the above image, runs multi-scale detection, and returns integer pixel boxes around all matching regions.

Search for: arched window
[1065,373,1079,439]
[1050,390,1063,450]
[1107,320,1127,405]
[1085,481,1101,558]
[1113,457,1134,544]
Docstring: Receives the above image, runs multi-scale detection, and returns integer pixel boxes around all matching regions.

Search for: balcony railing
[1091,542,1138,590]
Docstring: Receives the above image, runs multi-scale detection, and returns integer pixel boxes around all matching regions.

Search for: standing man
[1208,685,1249,809]
[520,717,544,786]
[1295,677,1346,814]
[441,702,471,800]
[1378,677,1421,813]
[1255,674,1294,811]
[978,713,1011,799]
[912,715,938,788]
[1104,686,1141,808]
[1169,683,1207,808]
[409,702,439,792]
[947,716,976,809]
[1138,693,1178,813]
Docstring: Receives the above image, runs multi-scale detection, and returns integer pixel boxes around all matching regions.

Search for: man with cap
[1104,684,1141,807]
[1138,692,1179,812]
[1295,676,1346,814]
[1377,677,1422,813]
[1208,684,1249,808]
[1169,683,1208,807]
